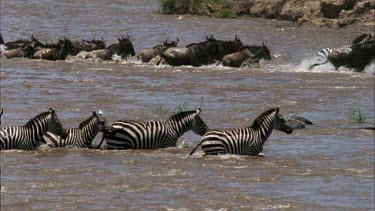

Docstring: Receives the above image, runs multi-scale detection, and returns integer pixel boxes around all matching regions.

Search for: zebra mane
[352,33,374,46]
[79,114,97,129]
[250,108,278,128]
[24,110,51,126]
[167,109,200,122]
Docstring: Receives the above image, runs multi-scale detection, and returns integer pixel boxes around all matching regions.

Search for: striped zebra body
[41,111,107,148]
[0,108,67,150]
[103,108,208,150]
[189,107,293,156]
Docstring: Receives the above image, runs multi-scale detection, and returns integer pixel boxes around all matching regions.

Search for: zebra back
[0,108,66,150]
[103,108,208,149]
[41,110,107,148]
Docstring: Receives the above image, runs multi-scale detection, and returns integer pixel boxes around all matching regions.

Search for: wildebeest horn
[262,40,267,46]
[100,36,104,40]
[235,34,238,40]
[176,37,179,44]
[165,38,170,44]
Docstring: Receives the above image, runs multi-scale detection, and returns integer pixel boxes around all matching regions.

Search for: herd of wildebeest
[1,32,374,71]
[0,32,374,154]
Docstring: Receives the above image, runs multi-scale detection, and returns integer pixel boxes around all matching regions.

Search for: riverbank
[159,0,374,29]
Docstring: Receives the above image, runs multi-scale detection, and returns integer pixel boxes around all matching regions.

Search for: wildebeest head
[118,35,135,58]
[215,35,243,60]
[244,41,271,61]
[163,37,179,48]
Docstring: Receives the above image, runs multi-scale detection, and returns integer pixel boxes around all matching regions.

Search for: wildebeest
[0,41,35,59]
[309,33,374,72]
[213,35,243,61]
[158,35,242,67]
[32,37,74,60]
[70,37,106,55]
[222,42,272,68]
[158,38,218,66]
[85,35,135,60]
[137,38,179,63]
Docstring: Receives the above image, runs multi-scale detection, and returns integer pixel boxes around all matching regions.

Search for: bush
[214,8,238,18]
[160,0,205,15]
[348,108,367,124]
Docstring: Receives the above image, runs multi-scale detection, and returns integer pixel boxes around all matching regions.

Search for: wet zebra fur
[309,33,374,71]
[102,108,208,149]
[189,107,293,156]
[0,108,67,150]
[308,46,352,70]
[41,111,107,148]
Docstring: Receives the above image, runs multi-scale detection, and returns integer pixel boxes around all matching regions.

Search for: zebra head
[47,108,68,139]
[272,107,293,134]
[95,110,109,132]
[191,108,209,136]
[167,108,209,136]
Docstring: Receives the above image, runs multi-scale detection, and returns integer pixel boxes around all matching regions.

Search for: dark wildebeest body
[222,42,272,68]
[159,35,242,67]
[137,38,179,63]
[309,33,374,72]
[70,38,106,55]
[160,40,217,67]
[4,39,30,50]
[32,38,74,60]
[214,35,243,61]
[85,36,135,60]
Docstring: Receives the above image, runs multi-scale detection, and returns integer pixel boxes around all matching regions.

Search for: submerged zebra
[189,107,293,156]
[0,108,67,150]
[309,33,374,72]
[41,111,108,148]
[101,108,209,149]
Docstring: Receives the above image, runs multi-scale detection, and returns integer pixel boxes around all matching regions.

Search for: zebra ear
[49,108,55,115]
[196,108,201,115]
[93,111,98,117]
[275,107,280,114]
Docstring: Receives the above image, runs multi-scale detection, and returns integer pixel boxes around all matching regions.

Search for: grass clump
[159,0,238,18]
[348,108,367,124]
[214,8,238,18]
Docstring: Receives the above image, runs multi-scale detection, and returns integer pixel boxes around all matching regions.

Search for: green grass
[348,108,367,124]
[159,0,238,18]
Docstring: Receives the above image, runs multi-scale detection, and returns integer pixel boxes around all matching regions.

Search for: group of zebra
[0,106,304,156]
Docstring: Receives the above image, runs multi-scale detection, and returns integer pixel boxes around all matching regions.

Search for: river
[0,0,374,210]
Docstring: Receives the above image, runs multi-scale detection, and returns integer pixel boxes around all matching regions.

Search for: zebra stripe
[41,111,107,148]
[316,46,352,62]
[189,107,293,156]
[0,108,67,150]
[103,108,208,149]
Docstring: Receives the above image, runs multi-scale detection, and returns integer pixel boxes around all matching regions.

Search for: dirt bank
[209,0,374,28]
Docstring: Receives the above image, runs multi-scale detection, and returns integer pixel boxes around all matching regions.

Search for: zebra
[309,33,374,72]
[189,107,293,156]
[101,108,209,150]
[40,110,108,148]
[0,108,68,150]
[308,46,352,70]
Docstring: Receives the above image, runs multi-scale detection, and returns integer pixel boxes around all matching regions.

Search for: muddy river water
[0,0,374,210]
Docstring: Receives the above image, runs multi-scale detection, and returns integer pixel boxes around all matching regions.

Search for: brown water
[1,1,374,210]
